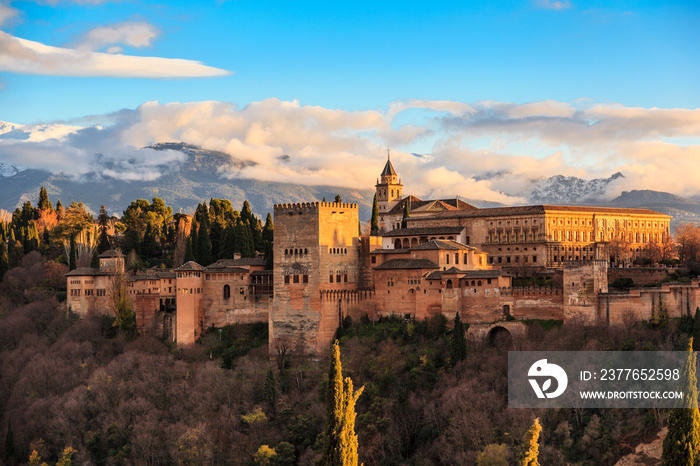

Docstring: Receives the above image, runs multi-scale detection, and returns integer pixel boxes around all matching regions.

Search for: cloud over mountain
[0,98,698,204]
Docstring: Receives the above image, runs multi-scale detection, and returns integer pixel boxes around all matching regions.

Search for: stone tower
[270,201,360,356]
[375,153,403,218]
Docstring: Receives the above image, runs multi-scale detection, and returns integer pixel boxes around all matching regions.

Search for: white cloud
[1,98,699,204]
[0,3,18,27]
[0,30,230,77]
[76,21,160,52]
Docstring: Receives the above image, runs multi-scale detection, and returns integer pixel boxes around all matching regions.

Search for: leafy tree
[370,194,379,235]
[54,201,93,241]
[97,205,111,253]
[401,200,410,228]
[662,337,700,465]
[37,186,51,211]
[0,239,9,281]
[321,340,363,466]
[519,418,541,466]
[450,312,467,365]
[477,443,510,466]
[334,194,342,203]
[109,270,137,337]
[141,223,160,259]
[253,445,276,465]
[272,442,295,466]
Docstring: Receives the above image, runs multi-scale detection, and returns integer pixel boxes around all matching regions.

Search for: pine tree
[450,312,467,365]
[401,200,410,228]
[97,205,111,253]
[197,221,213,266]
[519,418,541,466]
[321,340,363,466]
[370,194,379,235]
[264,368,276,411]
[662,337,700,465]
[693,308,700,352]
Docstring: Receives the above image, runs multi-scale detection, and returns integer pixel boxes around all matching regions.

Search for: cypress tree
[264,367,276,411]
[262,213,274,244]
[37,186,51,211]
[242,222,256,258]
[321,340,363,466]
[190,222,199,262]
[401,200,410,228]
[450,312,467,365]
[662,337,700,465]
[97,205,111,253]
[370,194,379,235]
[197,221,213,266]
[334,194,342,203]
[55,199,64,220]
[91,249,100,269]
[519,418,541,466]
[69,235,77,271]
[184,238,195,263]
[693,308,700,352]
[3,417,15,465]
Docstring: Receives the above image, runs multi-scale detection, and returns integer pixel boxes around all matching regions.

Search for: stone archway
[487,325,512,347]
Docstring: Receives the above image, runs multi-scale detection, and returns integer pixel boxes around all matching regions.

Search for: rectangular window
[284,275,290,284]
[330,275,334,283]
[533,256,537,262]
[344,274,348,283]
[371,256,376,264]
[293,275,299,284]
[446,254,450,265]
[455,253,459,265]
[463,253,468,264]
[303,275,308,283]
[336,274,341,283]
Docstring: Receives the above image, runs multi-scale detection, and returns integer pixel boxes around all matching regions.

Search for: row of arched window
[330,247,348,254]
[285,248,308,255]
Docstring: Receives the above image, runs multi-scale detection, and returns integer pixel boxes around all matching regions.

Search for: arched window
[304,248,308,254]
[446,279,453,289]
[223,285,230,299]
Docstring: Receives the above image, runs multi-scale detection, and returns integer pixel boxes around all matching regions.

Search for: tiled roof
[129,271,177,281]
[425,271,442,280]
[374,258,440,270]
[411,240,472,251]
[99,249,124,258]
[412,204,669,220]
[175,261,204,271]
[380,158,397,177]
[387,197,476,215]
[66,267,112,277]
[216,257,266,267]
[382,226,464,237]
[370,248,411,254]
[461,270,510,278]
[204,266,250,274]
[250,270,273,276]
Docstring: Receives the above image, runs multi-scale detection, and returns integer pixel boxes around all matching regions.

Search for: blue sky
[1,0,699,203]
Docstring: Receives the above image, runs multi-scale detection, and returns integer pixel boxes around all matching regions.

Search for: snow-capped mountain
[526,172,625,204]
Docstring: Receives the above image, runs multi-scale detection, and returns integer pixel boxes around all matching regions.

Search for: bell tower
[375,150,403,216]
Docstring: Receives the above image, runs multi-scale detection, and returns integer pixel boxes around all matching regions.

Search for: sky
[0,0,699,204]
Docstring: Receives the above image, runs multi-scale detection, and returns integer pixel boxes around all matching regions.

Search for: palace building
[66,157,698,355]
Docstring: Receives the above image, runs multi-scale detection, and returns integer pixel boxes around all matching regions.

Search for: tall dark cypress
[197,221,213,266]
[370,193,379,235]
[97,205,111,253]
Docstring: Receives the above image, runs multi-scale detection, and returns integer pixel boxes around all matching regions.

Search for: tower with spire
[375,150,403,217]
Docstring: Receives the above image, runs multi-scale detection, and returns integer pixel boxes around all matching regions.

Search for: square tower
[271,201,360,356]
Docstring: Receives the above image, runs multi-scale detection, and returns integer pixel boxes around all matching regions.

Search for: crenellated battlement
[274,201,359,212]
